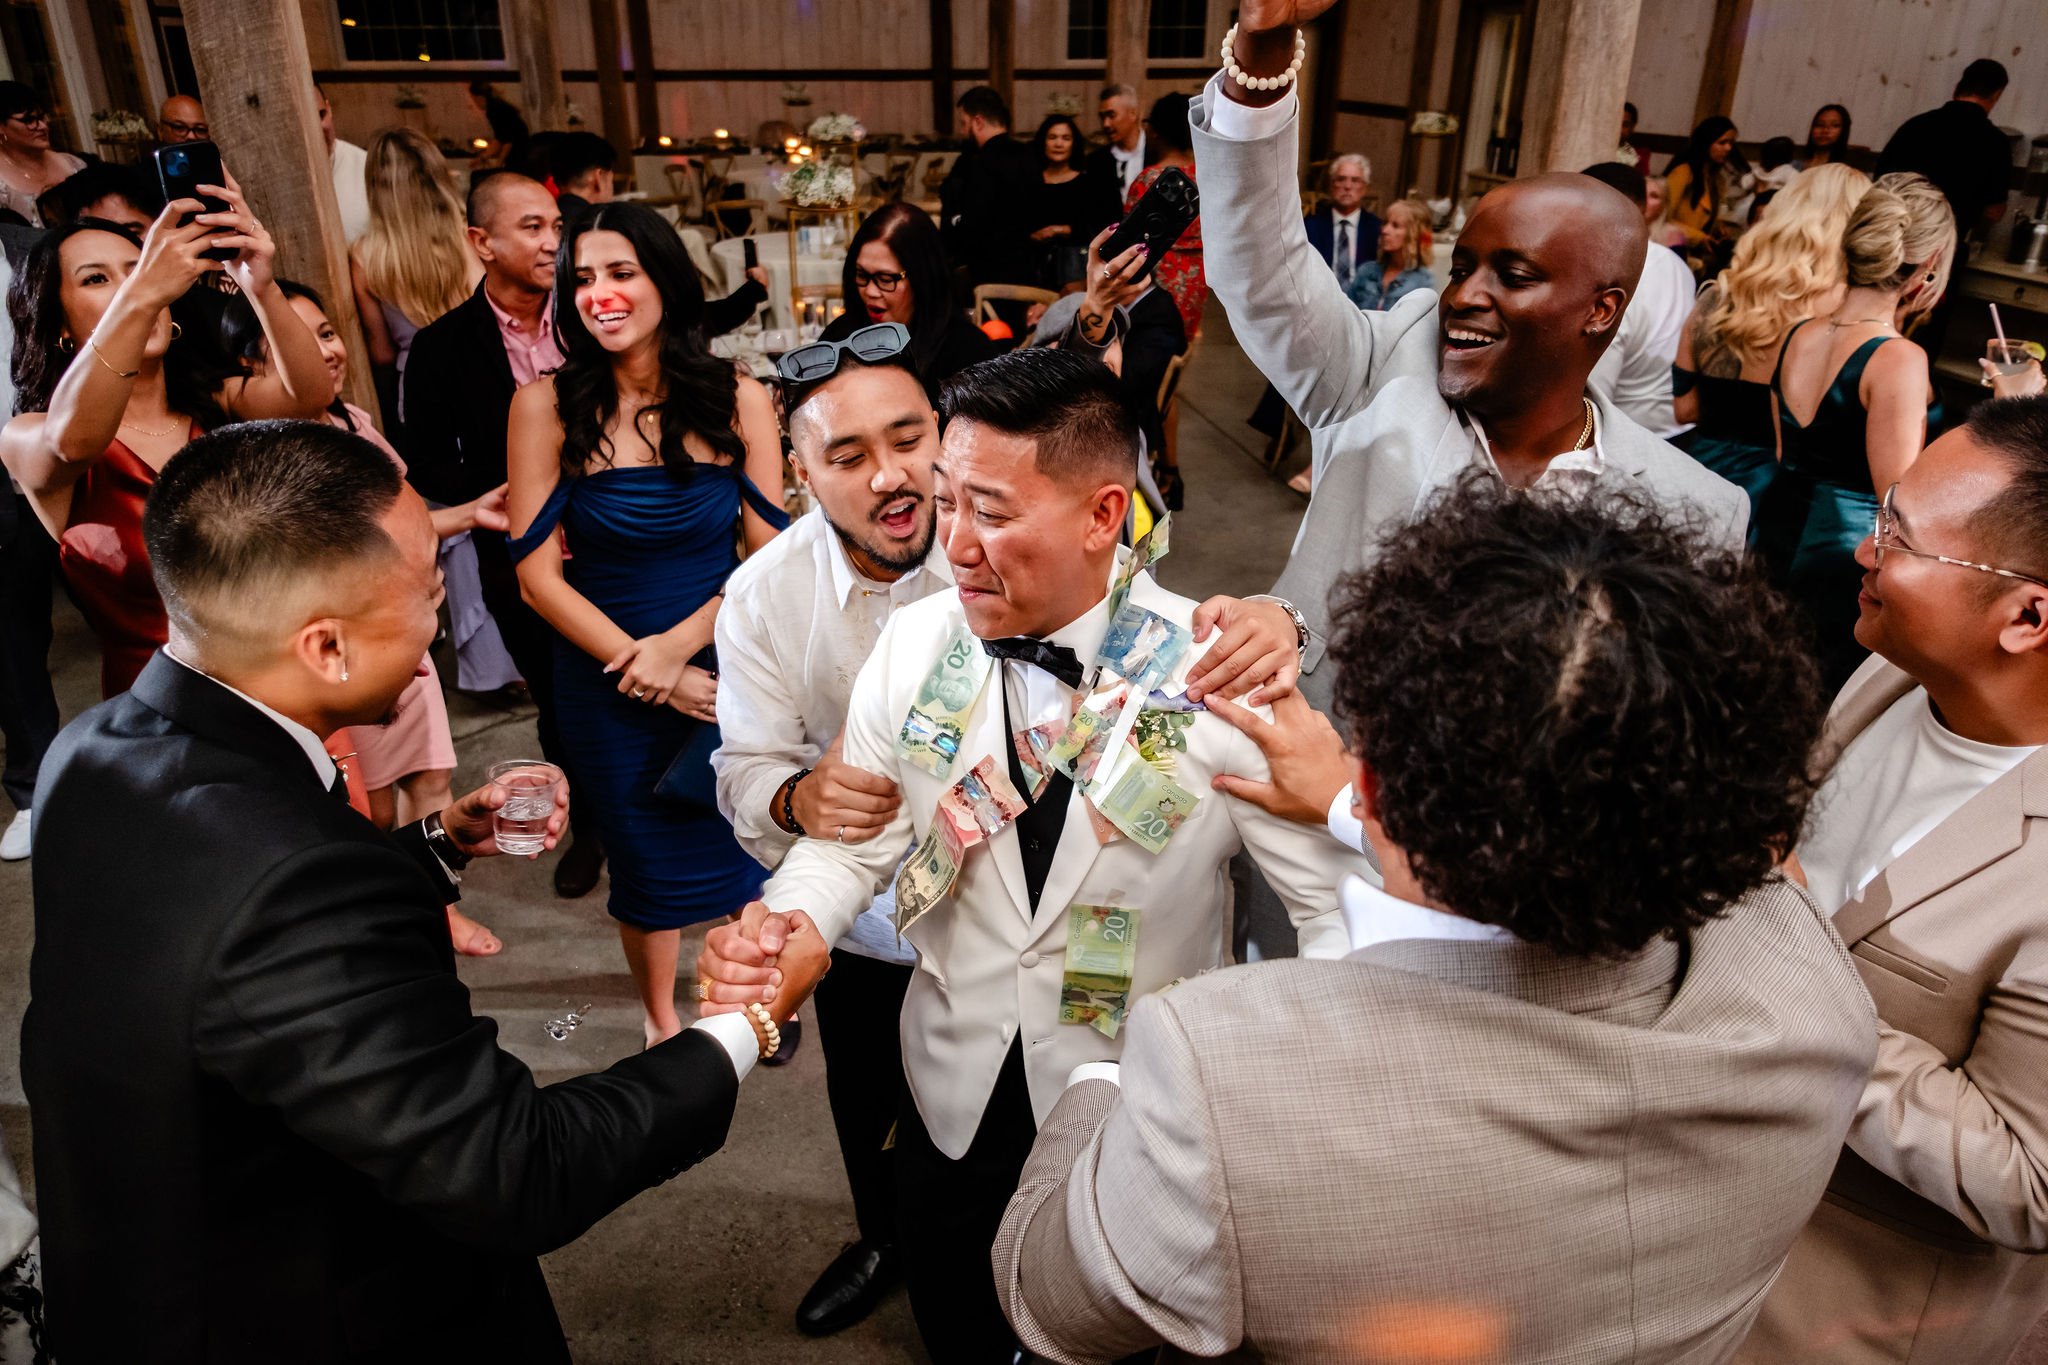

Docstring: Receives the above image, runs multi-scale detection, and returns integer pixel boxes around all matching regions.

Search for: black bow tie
[982,637,1085,689]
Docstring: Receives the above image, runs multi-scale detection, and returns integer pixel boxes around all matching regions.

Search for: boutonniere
[1133,707,1195,773]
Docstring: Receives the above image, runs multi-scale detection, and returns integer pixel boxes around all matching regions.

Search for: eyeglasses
[160,120,209,139]
[1873,483,2048,589]
[6,111,47,128]
[852,267,905,294]
[776,321,911,408]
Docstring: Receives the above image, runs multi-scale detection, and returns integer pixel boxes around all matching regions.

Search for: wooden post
[588,0,633,167]
[988,0,1015,118]
[502,0,565,135]
[1104,0,1149,99]
[928,0,955,133]
[1693,0,1754,126]
[1306,0,1349,166]
[623,0,659,151]
[1395,0,1442,194]
[1517,0,1643,176]
[180,0,377,418]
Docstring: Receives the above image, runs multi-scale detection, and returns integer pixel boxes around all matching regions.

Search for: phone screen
[153,141,234,261]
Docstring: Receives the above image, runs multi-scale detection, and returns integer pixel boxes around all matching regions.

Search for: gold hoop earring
[56,336,73,353]
[169,321,182,341]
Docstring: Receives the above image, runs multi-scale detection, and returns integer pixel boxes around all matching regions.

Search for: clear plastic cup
[489,760,563,856]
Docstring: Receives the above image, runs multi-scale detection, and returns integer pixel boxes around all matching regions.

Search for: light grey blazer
[1190,94,1748,709]
[993,878,1877,1364]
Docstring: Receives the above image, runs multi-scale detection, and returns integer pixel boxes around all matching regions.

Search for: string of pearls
[745,1001,782,1060]
[1219,24,1308,92]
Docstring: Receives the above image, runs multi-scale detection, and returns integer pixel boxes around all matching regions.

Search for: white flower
[807,113,866,143]
[782,160,856,208]
[91,109,152,141]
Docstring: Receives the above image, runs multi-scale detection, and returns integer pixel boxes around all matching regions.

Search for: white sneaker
[0,810,29,862]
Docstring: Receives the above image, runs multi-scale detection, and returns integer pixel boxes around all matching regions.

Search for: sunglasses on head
[776,321,910,409]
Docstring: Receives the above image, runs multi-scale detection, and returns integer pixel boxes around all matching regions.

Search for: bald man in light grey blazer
[1189,67,1745,709]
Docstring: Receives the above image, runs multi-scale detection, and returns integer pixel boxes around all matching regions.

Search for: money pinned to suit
[1046,686,1133,787]
[1096,601,1194,694]
[1107,513,1173,619]
[1061,905,1140,1038]
[1093,756,1200,854]
[894,815,966,936]
[897,628,987,777]
[936,756,1029,847]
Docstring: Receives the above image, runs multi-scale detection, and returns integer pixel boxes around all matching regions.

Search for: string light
[656,134,673,147]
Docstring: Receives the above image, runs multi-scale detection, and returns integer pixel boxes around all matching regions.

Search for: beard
[827,494,935,576]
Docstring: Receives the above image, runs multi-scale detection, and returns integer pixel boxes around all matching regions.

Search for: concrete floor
[0,299,1310,1364]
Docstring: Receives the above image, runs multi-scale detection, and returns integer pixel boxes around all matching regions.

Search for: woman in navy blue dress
[508,202,787,1047]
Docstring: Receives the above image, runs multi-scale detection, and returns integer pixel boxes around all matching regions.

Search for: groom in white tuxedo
[698,347,1368,1362]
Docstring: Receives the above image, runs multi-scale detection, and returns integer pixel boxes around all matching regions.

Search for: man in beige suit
[995,479,1877,1364]
[1742,397,2048,1363]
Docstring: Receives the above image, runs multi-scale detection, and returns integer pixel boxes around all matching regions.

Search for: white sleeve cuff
[1326,783,1366,854]
[1202,71,1299,143]
[1067,1061,1123,1089]
[692,1012,761,1084]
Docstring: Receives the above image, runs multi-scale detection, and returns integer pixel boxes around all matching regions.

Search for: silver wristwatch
[421,810,471,880]
[1247,594,1310,659]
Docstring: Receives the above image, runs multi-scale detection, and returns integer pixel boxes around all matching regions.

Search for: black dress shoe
[552,833,604,899]
[794,1240,899,1337]
[760,1018,802,1067]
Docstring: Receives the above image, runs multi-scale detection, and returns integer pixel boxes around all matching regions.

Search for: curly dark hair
[550,200,743,477]
[9,219,232,424]
[1328,475,1826,956]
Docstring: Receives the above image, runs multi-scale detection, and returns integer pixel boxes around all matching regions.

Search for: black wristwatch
[421,810,472,874]
[778,768,812,837]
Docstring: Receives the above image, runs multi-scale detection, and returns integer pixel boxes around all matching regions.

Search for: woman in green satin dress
[1756,173,1955,692]
[1671,164,1872,534]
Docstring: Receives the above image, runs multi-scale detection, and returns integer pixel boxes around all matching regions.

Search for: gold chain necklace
[1572,397,1595,452]
[120,414,183,438]
[1827,314,1892,330]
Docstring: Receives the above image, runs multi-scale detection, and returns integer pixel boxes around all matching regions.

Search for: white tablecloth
[709,231,844,331]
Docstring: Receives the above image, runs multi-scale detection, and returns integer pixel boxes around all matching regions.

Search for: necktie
[981,637,1084,689]
[1336,219,1354,289]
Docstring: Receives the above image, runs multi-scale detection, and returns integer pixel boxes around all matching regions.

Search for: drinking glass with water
[490,760,564,856]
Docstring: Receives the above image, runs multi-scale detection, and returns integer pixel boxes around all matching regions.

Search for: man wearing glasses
[156,94,208,146]
[1743,394,2048,1364]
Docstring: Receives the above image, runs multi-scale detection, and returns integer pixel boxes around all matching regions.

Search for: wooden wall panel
[1332,110,1407,204]
[1624,0,1715,137]
[1337,0,1422,109]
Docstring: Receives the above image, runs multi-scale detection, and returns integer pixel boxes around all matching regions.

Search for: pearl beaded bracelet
[745,1001,781,1060]
[1219,24,1308,93]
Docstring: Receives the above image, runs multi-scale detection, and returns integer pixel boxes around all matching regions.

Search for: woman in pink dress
[219,280,507,955]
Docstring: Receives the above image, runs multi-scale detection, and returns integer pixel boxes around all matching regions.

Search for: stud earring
[1924,271,1936,284]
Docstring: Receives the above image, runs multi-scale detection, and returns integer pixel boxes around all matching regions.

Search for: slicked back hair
[939,348,1138,490]
[143,420,404,657]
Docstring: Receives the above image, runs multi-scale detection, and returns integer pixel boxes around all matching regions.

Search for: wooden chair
[709,197,770,241]
[660,163,705,223]
[972,284,1059,329]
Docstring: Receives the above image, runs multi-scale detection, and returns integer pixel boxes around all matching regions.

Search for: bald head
[158,94,207,144]
[1436,173,1646,416]
[467,171,549,230]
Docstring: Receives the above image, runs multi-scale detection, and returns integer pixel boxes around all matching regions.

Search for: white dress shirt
[1109,132,1148,200]
[714,507,953,963]
[1589,241,1697,439]
[1801,687,2038,914]
[330,137,370,244]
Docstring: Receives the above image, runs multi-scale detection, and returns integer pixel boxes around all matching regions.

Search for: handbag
[652,644,722,811]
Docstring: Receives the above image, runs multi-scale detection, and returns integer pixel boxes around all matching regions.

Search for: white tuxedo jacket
[760,567,1364,1157]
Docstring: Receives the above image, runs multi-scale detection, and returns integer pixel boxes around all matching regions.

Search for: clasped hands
[697,901,831,1026]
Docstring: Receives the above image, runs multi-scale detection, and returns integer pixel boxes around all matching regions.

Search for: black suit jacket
[1083,138,1163,205]
[1304,204,1383,277]
[23,654,739,1363]
[1056,286,1186,457]
[941,135,1041,286]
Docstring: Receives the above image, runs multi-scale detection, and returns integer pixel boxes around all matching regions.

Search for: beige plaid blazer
[1741,658,2048,1364]
[993,878,1875,1364]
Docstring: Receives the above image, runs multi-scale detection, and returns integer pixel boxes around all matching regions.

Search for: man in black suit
[23,421,799,1363]
[1250,152,1383,439]
[403,172,604,897]
[939,86,1038,291]
[1085,83,1161,204]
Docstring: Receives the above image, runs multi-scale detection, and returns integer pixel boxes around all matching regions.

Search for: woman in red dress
[0,175,329,697]
[1123,93,1205,339]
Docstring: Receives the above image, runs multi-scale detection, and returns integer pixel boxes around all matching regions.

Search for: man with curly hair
[993,477,1876,1364]
[1742,395,2048,1364]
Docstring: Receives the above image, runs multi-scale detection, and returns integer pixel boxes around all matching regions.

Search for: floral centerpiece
[806,113,865,143]
[781,158,855,209]
[92,109,152,163]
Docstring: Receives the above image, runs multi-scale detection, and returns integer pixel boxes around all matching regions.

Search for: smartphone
[742,238,758,270]
[1098,168,1199,285]
[153,140,235,261]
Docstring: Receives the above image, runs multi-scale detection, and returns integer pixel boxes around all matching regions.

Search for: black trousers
[894,1039,1037,1365]
[0,492,59,811]
[812,948,912,1247]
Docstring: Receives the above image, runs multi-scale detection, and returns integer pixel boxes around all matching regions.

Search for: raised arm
[207,170,330,421]
[1190,15,1420,429]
